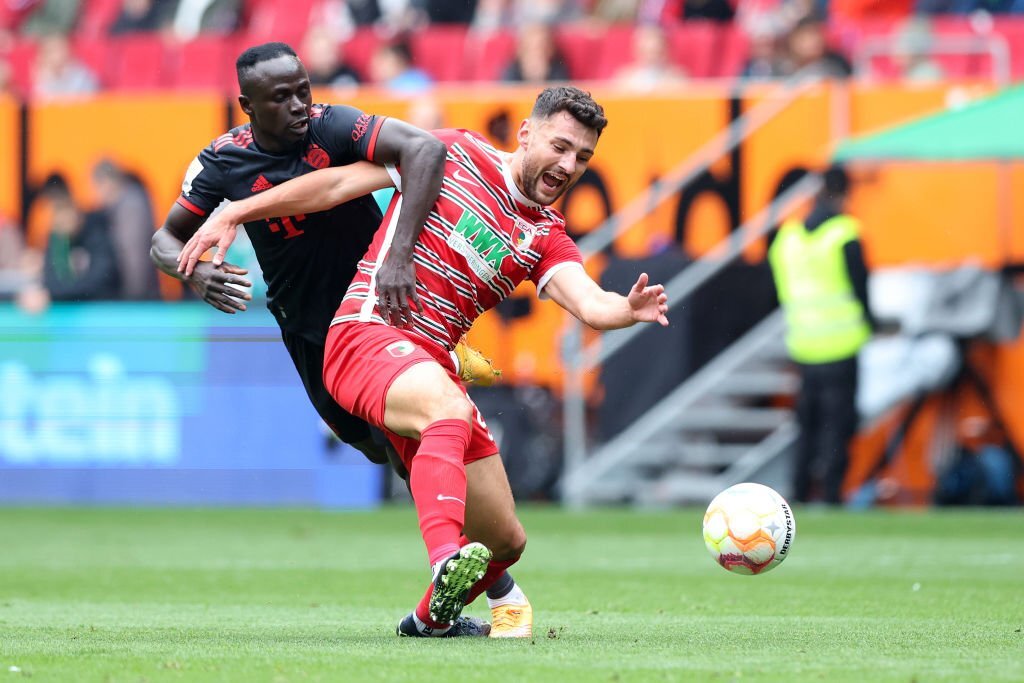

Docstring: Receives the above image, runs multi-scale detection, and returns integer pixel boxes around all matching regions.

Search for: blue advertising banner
[0,303,382,507]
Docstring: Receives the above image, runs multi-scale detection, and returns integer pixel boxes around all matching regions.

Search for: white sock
[487,582,527,609]
[413,612,451,637]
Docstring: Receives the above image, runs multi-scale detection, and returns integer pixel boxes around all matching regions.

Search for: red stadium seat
[592,24,636,81]
[70,37,110,89]
[339,28,384,85]
[554,26,601,81]
[168,37,233,93]
[669,22,720,79]
[411,25,469,82]
[3,38,37,97]
[244,0,317,49]
[714,24,749,79]
[77,0,125,39]
[107,36,168,91]
[462,30,516,82]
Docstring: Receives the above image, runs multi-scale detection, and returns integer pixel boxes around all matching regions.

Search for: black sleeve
[316,104,388,162]
[176,144,226,218]
[844,239,875,331]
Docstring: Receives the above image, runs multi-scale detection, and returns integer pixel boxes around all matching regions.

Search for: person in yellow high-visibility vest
[768,165,874,505]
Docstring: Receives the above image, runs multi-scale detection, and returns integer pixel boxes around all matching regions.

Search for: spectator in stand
[891,16,945,82]
[171,0,240,40]
[740,17,791,79]
[369,38,433,95]
[473,0,582,31]
[917,0,1024,13]
[91,159,161,301]
[683,0,735,21]
[17,176,120,312]
[19,0,81,37]
[613,23,686,92]
[110,0,178,35]
[32,33,99,99]
[785,14,852,79]
[301,25,361,90]
[0,215,29,301]
[411,0,478,24]
[501,23,570,84]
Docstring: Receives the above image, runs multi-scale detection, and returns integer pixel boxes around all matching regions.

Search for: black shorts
[280,329,371,445]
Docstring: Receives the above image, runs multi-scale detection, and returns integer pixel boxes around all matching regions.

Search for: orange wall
[28,95,227,222]
[0,97,19,222]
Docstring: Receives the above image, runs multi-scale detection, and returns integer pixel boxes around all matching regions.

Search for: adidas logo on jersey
[251,175,274,192]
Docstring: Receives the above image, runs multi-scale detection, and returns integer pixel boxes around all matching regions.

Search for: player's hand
[374,253,421,329]
[177,211,241,278]
[627,272,669,327]
[186,260,252,314]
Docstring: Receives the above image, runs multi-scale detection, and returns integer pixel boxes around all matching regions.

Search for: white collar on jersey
[501,152,541,209]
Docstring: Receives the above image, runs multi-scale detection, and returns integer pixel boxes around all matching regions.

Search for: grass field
[0,505,1022,682]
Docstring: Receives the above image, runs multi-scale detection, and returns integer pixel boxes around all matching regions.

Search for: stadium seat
[668,21,720,79]
[107,36,168,91]
[77,0,125,39]
[555,26,601,81]
[340,28,384,85]
[168,37,233,93]
[411,25,469,82]
[714,25,749,79]
[592,24,636,81]
[462,30,516,82]
[70,36,110,89]
[3,38,37,97]
[244,0,317,49]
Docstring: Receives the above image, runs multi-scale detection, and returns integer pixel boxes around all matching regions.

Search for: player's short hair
[236,42,299,88]
[531,86,608,137]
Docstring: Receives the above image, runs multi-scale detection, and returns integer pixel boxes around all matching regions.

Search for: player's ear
[517,119,531,148]
[238,95,253,117]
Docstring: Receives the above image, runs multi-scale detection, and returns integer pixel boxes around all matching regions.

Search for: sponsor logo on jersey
[386,340,415,358]
[352,114,371,142]
[513,217,536,252]
[447,209,512,281]
[182,157,204,196]
[305,143,330,169]
[250,175,273,193]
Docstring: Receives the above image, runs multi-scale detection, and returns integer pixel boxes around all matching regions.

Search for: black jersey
[176,104,386,344]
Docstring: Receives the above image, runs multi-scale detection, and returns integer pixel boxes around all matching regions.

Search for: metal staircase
[562,312,798,505]
[560,76,828,507]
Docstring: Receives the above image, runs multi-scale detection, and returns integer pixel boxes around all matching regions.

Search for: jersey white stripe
[359,195,403,322]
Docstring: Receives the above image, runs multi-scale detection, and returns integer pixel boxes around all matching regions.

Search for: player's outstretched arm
[151,204,253,314]
[543,267,669,330]
[176,162,394,277]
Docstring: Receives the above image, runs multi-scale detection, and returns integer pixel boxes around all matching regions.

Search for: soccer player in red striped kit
[178,86,670,638]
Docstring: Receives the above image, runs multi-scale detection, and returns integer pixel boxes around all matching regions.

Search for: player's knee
[490,523,527,561]
[423,388,474,427]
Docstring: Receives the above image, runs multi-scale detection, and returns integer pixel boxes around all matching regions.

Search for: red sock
[466,557,519,606]
[410,419,471,567]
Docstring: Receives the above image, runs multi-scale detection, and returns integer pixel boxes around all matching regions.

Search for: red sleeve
[530,227,584,298]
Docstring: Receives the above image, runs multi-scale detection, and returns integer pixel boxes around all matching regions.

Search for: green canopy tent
[835,84,1024,162]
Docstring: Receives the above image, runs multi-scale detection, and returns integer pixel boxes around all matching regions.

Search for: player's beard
[520,156,571,206]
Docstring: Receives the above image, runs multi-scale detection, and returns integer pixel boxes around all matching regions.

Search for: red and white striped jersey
[331,128,583,352]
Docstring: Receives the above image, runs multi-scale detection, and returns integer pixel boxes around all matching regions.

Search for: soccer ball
[702,482,795,575]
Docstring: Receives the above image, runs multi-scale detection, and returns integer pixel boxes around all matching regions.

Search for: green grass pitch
[0,505,1021,682]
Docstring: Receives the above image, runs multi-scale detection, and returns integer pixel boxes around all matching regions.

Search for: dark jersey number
[266,214,307,239]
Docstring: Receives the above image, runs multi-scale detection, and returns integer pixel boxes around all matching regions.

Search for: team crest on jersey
[305,143,330,169]
[386,340,415,358]
[513,217,536,252]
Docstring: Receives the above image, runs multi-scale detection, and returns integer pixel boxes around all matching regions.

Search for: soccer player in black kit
[150,43,520,637]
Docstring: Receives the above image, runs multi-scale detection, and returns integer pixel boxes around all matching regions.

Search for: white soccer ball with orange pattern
[702,483,795,575]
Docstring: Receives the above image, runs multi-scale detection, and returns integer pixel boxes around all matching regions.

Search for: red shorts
[323,322,499,471]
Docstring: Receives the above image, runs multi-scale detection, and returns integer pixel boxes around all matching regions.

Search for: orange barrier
[0,97,19,223]
[14,84,1024,496]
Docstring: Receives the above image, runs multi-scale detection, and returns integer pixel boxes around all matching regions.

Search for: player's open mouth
[289,119,309,132]
[541,172,565,191]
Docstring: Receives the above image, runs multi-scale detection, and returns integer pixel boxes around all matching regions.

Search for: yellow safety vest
[768,214,871,364]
